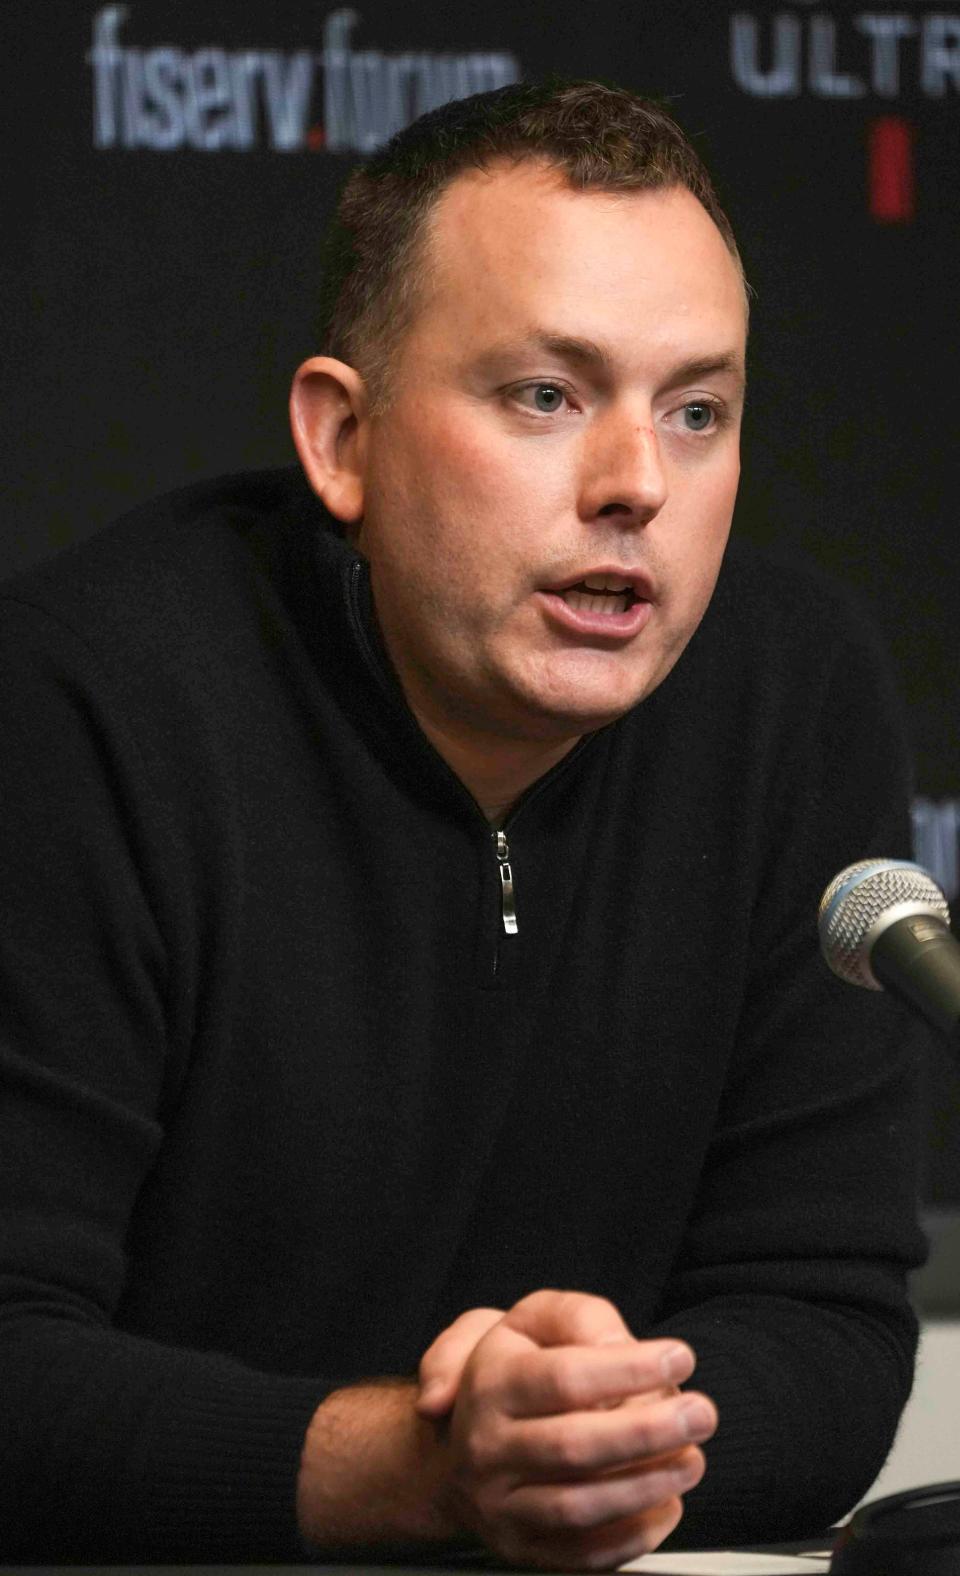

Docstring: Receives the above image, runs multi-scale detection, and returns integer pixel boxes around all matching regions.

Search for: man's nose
[578,413,668,525]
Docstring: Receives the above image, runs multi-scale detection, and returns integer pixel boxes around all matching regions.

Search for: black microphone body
[870,913,960,1043]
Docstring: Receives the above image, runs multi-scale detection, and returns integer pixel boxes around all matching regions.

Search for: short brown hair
[317,77,742,408]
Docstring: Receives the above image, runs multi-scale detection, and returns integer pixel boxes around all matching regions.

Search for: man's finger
[497,1337,696,1418]
[496,1390,717,1478]
[504,1443,705,1533]
[498,1495,685,1572]
[416,1306,505,1417]
[503,1288,636,1349]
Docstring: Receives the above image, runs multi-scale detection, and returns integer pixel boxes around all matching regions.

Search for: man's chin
[504,676,658,740]
[515,637,688,733]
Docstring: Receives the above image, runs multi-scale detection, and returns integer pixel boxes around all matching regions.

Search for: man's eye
[683,402,715,432]
[517,384,567,413]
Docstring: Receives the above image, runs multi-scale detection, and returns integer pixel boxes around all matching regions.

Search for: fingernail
[419,1380,444,1404]
[660,1343,693,1382]
[679,1397,714,1440]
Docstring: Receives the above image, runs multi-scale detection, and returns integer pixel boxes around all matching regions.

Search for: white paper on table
[621,1550,832,1573]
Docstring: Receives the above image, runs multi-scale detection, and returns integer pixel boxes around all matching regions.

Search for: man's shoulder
[644,534,905,765]
[706,533,890,675]
[1,466,317,624]
[0,466,358,706]
[0,465,348,731]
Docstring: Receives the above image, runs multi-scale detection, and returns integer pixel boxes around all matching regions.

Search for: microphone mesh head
[818,859,950,990]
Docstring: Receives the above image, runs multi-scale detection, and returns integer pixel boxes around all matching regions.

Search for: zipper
[494,829,518,934]
[346,556,603,953]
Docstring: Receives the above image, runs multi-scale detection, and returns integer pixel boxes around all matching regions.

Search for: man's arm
[0,598,332,1560]
[636,610,927,1546]
[663,618,925,1541]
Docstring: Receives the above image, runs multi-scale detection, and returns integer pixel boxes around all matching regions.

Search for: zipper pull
[495,829,518,935]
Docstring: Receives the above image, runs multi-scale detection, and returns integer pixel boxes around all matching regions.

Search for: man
[0,80,924,1567]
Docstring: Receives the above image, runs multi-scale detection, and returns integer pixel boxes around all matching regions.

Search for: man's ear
[289,357,368,526]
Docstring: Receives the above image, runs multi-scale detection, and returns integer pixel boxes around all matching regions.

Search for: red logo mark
[869,117,915,224]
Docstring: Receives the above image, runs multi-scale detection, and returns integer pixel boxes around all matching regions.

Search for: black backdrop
[5,0,960,1199]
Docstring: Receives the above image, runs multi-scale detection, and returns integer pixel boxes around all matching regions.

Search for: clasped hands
[416,1289,717,1569]
[298,1288,716,1570]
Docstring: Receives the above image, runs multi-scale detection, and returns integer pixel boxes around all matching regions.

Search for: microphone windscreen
[818,859,950,991]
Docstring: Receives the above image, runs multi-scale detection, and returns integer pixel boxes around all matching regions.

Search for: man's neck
[408,705,580,826]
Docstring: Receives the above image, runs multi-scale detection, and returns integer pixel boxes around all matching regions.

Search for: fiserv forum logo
[88,7,520,153]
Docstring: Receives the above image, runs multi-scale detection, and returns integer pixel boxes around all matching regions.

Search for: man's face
[356,162,746,743]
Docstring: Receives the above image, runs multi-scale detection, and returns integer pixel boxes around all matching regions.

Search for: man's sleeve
[647,610,929,1548]
[0,598,324,1560]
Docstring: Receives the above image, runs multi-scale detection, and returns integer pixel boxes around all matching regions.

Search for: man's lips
[542,567,657,603]
[534,569,655,640]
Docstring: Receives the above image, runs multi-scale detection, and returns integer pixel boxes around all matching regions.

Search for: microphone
[818,859,960,1044]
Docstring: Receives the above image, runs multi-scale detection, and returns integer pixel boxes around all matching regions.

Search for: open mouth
[554,576,640,617]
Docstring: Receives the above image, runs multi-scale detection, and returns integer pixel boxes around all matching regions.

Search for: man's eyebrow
[473,332,609,371]
[473,335,746,390]
[664,353,746,391]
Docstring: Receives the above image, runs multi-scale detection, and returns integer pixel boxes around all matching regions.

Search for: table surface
[0,1540,836,1576]
[0,1568,829,1576]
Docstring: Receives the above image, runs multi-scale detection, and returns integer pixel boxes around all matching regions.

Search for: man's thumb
[415,1306,504,1417]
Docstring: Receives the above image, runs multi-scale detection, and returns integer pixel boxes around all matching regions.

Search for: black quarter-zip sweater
[0,467,925,1560]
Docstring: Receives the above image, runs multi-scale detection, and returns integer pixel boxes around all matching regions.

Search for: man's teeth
[561,588,632,615]
[559,575,634,615]
[583,575,631,591]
